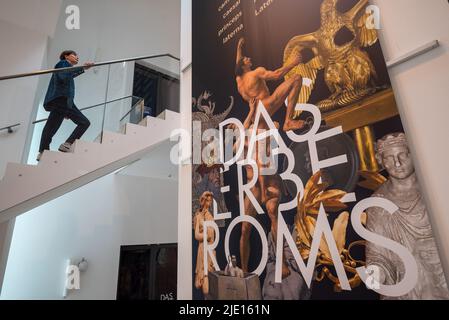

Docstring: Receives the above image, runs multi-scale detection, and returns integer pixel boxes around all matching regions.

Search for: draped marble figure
[366,133,449,300]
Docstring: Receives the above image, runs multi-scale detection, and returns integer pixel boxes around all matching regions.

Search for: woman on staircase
[37,50,93,161]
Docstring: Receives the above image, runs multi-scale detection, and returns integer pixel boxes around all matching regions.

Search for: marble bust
[366,133,449,300]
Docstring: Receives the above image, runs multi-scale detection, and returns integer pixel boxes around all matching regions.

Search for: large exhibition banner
[191,0,449,300]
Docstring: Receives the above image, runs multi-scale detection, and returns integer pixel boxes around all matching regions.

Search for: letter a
[66,265,80,290]
[66,5,80,30]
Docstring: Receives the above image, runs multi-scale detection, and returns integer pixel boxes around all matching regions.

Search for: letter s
[351,197,418,297]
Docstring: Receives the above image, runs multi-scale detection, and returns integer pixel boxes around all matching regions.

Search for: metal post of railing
[100,65,111,143]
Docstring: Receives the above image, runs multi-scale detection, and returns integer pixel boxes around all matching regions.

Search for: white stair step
[0,111,181,220]
[99,131,140,160]
[101,131,129,146]
[39,150,74,167]
[123,124,154,147]
[124,123,150,136]
[157,110,167,120]
[71,140,119,170]
[141,116,165,129]
[156,109,179,121]
[1,163,39,182]
[38,151,96,174]
[73,140,103,155]
[138,117,148,126]
[73,139,122,168]
[0,162,78,202]
[163,110,180,122]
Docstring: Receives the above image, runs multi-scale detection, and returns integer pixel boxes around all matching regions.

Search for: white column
[373,0,449,281]
[177,0,193,300]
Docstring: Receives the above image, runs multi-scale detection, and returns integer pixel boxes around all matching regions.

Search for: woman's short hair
[60,50,77,60]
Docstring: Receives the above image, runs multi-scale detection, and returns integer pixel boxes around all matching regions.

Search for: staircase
[0,110,180,223]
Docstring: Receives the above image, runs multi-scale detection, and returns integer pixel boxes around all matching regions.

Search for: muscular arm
[236,38,245,64]
[257,56,300,81]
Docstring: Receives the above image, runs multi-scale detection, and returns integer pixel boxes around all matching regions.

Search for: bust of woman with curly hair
[366,133,449,299]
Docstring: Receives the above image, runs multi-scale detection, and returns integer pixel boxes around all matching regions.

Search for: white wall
[177,0,192,300]
[0,0,61,38]
[0,18,55,288]
[1,168,178,299]
[0,0,62,175]
[0,21,49,177]
[119,142,179,180]
[372,0,449,280]
[43,0,180,73]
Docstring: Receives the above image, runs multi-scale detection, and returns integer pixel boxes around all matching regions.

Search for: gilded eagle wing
[342,0,377,47]
[354,10,378,48]
[284,33,322,105]
[284,33,318,62]
[287,55,324,105]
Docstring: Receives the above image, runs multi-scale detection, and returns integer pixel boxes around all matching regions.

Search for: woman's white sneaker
[58,142,73,152]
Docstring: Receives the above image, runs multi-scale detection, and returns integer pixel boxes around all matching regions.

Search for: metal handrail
[32,95,141,125]
[0,123,20,133]
[0,53,180,81]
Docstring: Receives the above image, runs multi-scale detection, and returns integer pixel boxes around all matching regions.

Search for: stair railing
[0,53,179,167]
[0,54,179,81]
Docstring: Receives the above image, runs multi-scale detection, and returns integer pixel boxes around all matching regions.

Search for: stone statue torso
[366,181,449,300]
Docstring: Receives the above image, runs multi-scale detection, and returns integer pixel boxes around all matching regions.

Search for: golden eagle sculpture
[284,0,379,113]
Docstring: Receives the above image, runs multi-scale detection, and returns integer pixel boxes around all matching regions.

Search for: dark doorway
[116,243,177,300]
[132,63,180,118]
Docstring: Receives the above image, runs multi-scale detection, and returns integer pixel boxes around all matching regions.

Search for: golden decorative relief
[284,0,380,114]
[295,171,367,291]
[358,170,387,191]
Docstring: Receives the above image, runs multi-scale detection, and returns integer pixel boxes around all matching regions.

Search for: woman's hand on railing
[83,62,95,70]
